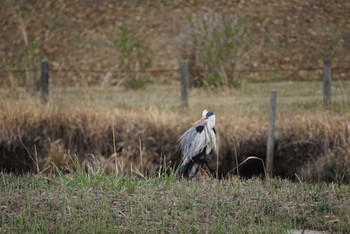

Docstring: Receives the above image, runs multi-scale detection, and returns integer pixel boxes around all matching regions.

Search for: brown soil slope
[1,0,350,82]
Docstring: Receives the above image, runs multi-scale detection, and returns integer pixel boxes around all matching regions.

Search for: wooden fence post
[323,59,331,106]
[180,60,189,108]
[266,90,277,177]
[40,60,49,104]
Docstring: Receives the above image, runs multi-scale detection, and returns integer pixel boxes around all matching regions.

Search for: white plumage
[179,109,217,179]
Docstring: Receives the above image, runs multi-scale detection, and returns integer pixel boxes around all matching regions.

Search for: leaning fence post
[180,60,189,108]
[323,59,331,106]
[40,60,49,104]
[266,90,277,177]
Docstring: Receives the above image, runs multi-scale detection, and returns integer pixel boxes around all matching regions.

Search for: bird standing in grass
[179,109,217,179]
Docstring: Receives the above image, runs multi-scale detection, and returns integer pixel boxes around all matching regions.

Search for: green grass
[1,171,349,233]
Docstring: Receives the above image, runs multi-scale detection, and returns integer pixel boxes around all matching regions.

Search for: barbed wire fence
[2,64,349,74]
[0,59,349,107]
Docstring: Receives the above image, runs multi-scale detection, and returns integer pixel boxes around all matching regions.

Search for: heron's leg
[198,164,201,176]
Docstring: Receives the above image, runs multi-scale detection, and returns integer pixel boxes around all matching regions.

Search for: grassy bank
[1,81,350,182]
[0,170,349,233]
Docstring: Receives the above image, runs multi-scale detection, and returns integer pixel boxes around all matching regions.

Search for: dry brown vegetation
[1,81,350,183]
[0,101,180,176]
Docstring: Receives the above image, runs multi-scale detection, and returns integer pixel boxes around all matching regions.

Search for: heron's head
[192,109,216,127]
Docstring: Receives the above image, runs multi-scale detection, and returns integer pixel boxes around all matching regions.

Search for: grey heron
[179,109,217,179]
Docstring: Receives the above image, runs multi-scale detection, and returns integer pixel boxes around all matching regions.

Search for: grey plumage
[179,110,217,179]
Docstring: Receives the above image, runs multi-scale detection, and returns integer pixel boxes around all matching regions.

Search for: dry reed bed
[0,102,349,182]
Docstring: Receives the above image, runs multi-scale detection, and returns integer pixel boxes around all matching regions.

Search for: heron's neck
[206,119,215,129]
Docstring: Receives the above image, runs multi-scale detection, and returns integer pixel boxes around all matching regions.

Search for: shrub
[179,13,250,89]
[6,42,45,93]
[113,25,153,89]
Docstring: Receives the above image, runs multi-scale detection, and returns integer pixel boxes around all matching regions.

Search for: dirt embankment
[0,104,349,183]
[1,1,350,82]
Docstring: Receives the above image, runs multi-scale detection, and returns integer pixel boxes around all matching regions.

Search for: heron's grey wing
[179,124,207,165]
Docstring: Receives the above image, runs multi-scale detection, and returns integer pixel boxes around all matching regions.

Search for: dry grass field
[1,80,350,182]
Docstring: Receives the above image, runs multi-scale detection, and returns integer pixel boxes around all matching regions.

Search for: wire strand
[0,67,349,74]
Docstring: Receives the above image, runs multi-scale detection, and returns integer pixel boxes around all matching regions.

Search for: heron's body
[179,110,217,179]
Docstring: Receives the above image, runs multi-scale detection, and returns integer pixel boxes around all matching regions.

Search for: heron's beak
[192,117,207,126]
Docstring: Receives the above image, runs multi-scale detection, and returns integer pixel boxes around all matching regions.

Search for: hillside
[1,0,350,83]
